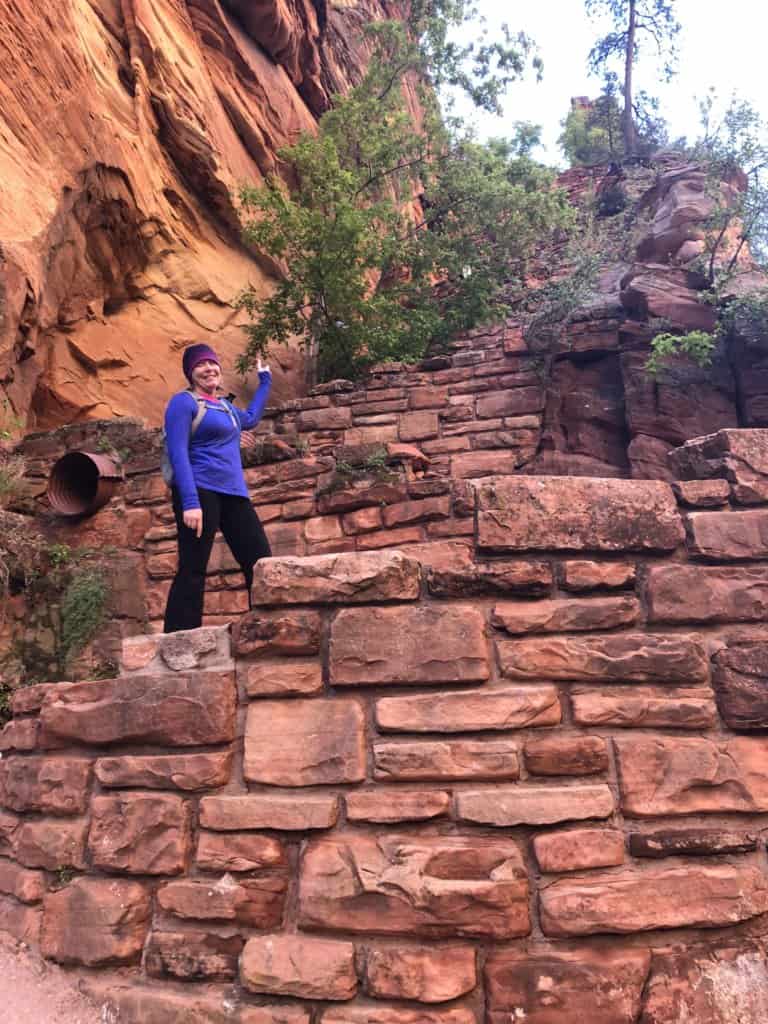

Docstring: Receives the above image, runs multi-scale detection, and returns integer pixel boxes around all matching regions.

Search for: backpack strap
[189,396,208,438]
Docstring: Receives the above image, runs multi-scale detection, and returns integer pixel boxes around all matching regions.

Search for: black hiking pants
[163,487,271,633]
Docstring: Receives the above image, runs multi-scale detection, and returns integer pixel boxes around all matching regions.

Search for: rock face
[0,0,402,426]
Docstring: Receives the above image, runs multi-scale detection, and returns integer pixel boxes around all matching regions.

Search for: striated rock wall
[5,433,768,1020]
[0,0,400,427]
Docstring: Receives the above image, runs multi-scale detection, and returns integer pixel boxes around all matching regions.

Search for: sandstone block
[330,605,489,686]
[95,751,232,791]
[456,784,613,827]
[13,818,88,870]
[615,735,768,815]
[382,497,451,528]
[399,411,439,441]
[451,449,532,479]
[0,894,41,946]
[640,945,768,1023]
[0,718,39,752]
[524,736,609,776]
[572,687,716,729]
[540,864,768,936]
[376,686,560,732]
[0,756,90,815]
[88,793,191,875]
[41,878,151,965]
[629,829,758,858]
[158,876,286,928]
[491,596,639,634]
[39,671,236,746]
[533,828,625,873]
[477,476,683,552]
[426,560,552,598]
[345,790,450,823]
[323,1008,475,1024]
[363,945,476,1002]
[0,808,19,856]
[561,560,636,591]
[197,832,287,873]
[244,699,365,786]
[251,551,420,605]
[686,508,768,559]
[297,407,352,431]
[374,740,519,781]
[200,794,339,831]
[241,935,357,1000]
[712,641,768,729]
[146,930,243,980]
[498,633,708,683]
[303,515,343,543]
[234,609,322,657]
[646,564,768,623]
[357,526,423,549]
[476,387,543,419]
[11,682,57,714]
[88,984,310,1024]
[243,658,323,697]
[486,949,650,1024]
[342,507,384,534]
[0,860,47,903]
[121,625,232,673]
[673,479,731,507]
[299,834,529,938]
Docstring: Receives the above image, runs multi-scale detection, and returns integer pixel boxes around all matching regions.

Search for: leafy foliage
[644,330,717,376]
[584,0,679,157]
[60,569,109,665]
[237,11,572,381]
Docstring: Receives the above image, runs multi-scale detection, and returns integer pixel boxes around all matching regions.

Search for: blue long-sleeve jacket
[165,371,272,510]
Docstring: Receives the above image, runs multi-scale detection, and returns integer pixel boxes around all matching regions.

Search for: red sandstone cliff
[0,0,401,427]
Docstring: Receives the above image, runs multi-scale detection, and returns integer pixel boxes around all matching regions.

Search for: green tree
[237,11,572,381]
[559,79,624,165]
[585,0,679,158]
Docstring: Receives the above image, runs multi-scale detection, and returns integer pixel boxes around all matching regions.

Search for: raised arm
[236,358,273,431]
[165,392,200,510]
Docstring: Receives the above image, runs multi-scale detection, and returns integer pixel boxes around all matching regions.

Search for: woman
[163,343,272,633]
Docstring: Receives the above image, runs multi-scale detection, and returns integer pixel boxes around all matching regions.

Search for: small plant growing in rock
[60,568,110,668]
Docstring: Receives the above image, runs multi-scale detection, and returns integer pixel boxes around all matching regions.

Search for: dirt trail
[0,932,104,1024]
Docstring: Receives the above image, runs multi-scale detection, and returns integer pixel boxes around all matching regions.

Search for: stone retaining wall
[4,441,768,1021]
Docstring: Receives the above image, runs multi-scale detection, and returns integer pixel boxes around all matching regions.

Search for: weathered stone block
[712,641,768,730]
[345,790,450,823]
[234,609,322,657]
[399,411,439,441]
[498,633,708,683]
[0,756,90,815]
[540,865,768,936]
[486,949,650,1024]
[374,739,519,781]
[158,876,287,928]
[41,878,151,965]
[491,597,639,634]
[629,829,758,858]
[363,945,477,1003]
[0,860,47,903]
[426,560,552,598]
[686,508,768,559]
[146,930,243,980]
[383,497,451,528]
[251,551,421,606]
[0,718,39,752]
[646,565,768,623]
[88,793,191,875]
[561,560,636,591]
[0,894,41,946]
[673,479,731,507]
[376,686,560,732]
[13,818,88,870]
[241,935,357,1000]
[87,983,310,1024]
[299,834,529,938]
[323,1008,474,1024]
[330,605,489,686]
[572,686,716,729]
[615,735,768,816]
[121,625,232,674]
[95,751,232,791]
[477,476,683,552]
[456,785,614,827]
[244,700,365,786]
[10,683,56,715]
[533,828,625,873]
[197,832,287,873]
[524,736,609,776]
[39,672,236,746]
[200,794,339,831]
[243,658,323,697]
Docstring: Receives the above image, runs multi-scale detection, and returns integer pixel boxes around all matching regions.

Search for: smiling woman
[162,343,273,633]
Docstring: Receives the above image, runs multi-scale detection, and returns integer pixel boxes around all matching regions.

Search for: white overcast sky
[457,0,768,165]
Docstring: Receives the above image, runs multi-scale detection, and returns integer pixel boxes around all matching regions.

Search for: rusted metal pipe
[47,452,122,516]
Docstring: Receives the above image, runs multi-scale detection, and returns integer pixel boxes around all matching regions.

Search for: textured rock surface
[376,686,561,732]
[241,935,357,999]
[251,551,421,605]
[299,834,530,938]
[712,640,768,729]
[40,878,151,965]
[362,946,477,1002]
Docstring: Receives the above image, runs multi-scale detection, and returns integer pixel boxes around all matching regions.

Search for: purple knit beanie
[182,343,221,383]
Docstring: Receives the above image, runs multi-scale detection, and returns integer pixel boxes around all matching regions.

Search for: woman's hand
[257,356,271,376]
[183,507,203,538]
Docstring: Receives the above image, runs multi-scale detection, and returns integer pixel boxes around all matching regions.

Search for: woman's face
[191,359,222,392]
